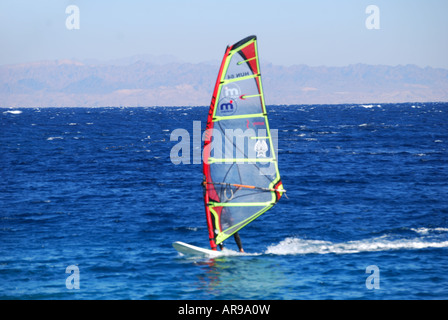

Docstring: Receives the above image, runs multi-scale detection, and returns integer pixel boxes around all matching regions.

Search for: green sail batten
[212,113,265,122]
[207,157,275,164]
[209,201,275,207]
[221,74,260,85]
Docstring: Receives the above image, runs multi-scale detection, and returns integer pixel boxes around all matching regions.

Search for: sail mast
[203,44,232,251]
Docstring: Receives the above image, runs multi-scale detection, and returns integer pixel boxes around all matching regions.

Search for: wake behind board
[173,241,224,258]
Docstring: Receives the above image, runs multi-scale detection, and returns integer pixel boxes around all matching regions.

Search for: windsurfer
[219,232,244,252]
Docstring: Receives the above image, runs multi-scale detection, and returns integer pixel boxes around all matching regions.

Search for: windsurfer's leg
[234,232,244,252]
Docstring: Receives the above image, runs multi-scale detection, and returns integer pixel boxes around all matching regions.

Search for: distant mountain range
[1,55,447,107]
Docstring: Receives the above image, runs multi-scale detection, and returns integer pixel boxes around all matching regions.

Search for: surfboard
[172,241,224,258]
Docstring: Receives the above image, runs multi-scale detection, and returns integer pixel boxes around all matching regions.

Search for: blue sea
[1,103,448,301]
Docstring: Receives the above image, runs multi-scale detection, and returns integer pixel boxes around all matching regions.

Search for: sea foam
[265,228,448,255]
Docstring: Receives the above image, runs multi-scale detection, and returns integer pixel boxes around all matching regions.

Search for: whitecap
[3,110,22,114]
[360,104,381,108]
[410,227,448,235]
[265,232,448,255]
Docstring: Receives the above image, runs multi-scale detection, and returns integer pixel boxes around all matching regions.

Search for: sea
[1,103,448,301]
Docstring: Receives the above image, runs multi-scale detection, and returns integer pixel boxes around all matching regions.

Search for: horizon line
[2,102,448,109]
[2,56,448,71]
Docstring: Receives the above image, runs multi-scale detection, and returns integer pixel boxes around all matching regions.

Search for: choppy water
[1,103,447,300]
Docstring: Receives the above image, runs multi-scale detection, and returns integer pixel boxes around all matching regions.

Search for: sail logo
[227,71,250,79]
[223,84,240,98]
[218,98,237,115]
[220,102,234,111]
[254,139,268,157]
[222,83,241,100]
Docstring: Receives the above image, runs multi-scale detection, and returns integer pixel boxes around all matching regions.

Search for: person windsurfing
[218,232,244,252]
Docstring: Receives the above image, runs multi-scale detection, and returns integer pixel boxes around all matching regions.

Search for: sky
[1,0,447,68]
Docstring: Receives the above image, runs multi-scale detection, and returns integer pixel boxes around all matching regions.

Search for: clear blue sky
[1,0,447,68]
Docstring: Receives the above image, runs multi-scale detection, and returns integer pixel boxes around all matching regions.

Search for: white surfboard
[173,241,224,258]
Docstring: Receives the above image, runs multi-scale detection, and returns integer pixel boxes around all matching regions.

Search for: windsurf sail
[203,35,285,250]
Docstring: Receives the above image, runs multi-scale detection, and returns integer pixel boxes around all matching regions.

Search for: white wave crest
[265,230,448,255]
[360,104,381,108]
[3,110,22,114]
[410,227,448,235]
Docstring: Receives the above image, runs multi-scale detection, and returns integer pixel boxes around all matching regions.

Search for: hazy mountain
[1,58,447,107]
[81,54,183,66]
